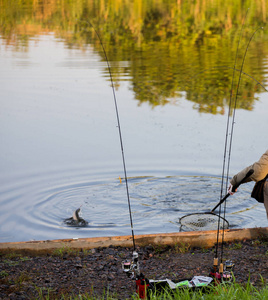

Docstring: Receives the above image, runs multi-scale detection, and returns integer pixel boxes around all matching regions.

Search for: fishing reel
[210,258,235,283]
[122,251,151,299]
[222,260,235,282]
[122,251,140,279]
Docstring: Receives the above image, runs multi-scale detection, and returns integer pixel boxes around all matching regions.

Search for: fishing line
[188,66,267,92]
[179,20,265,236]
[83,20,136,250]
[215,10,249,260]
[219,25,263,263]
[225,25,263,192]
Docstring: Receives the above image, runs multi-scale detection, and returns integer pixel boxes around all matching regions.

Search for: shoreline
[0,227,267,254]
[0,231,267,299]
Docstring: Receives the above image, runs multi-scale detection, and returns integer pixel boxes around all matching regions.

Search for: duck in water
[64,207,88,227]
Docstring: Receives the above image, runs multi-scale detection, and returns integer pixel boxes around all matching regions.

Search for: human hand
[228,183,237,195]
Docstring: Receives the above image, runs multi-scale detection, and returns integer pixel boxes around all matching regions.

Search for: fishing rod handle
[231,168,254,191]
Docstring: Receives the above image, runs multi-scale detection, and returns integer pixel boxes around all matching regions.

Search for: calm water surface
[0,2,268,242]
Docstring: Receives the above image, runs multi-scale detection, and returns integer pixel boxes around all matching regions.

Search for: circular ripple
[0,173,265,242]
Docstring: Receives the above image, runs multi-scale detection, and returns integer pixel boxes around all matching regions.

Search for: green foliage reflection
[0,0,268,113]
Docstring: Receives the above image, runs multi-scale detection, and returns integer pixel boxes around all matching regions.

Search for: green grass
[51,246,94,257]
[145,281,268,299]
[3,259,20,266]
[51,245,80,257]
[34,279,267,299]
[0,270,9,278]
[174,242,191,254]
[230,242,243,250]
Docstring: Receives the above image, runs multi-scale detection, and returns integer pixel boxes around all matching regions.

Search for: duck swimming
[64,207,88,227]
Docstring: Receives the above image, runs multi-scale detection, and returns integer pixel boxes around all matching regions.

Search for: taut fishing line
[179,14,261,235]
[179,14,260,285]
[218,24,263,263]
[83,20,136,250]
[225,25,263,192]
[189,66,267,93]
[216,9,249,260]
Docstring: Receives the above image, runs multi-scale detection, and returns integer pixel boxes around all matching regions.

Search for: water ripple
[0,172,266,242]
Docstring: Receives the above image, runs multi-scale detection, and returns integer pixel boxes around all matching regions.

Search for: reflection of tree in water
[1,0,268,113]
[124,37,267,113]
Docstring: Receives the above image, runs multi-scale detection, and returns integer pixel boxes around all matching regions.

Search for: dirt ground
[0,238,267,299]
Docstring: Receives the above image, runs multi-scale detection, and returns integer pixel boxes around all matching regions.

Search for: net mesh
[179,213,229,231]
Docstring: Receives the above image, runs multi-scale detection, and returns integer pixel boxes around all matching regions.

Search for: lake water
[0,1,268,242]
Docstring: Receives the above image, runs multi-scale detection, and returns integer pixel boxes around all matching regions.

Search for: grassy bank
[1,238,267,299]
[146,280,268,300]
[72,280,268,299]
[37,279,268,299]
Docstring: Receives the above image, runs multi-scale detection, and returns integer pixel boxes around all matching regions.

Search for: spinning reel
[210,258,235,284]
[122,251,140,278]
[122,251,151,299]
[222,260,235,281]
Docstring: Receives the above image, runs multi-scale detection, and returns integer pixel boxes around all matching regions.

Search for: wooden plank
[0,227,267,254]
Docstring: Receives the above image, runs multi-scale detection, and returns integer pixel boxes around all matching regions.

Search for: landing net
[179,212,229,231]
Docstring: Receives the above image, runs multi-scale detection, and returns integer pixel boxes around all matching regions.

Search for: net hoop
[179,212,229,232]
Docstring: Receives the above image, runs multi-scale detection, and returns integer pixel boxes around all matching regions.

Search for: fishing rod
[218,25,263,265]
[179,12,251,238]
[225,26,263,191]
[82,21,154,299]
[83,20,136,250]
[179,17,264,285]
[215,9,249,262]
[218,27,263,262]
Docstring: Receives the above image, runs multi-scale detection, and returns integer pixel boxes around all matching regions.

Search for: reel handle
[211,169,254,213]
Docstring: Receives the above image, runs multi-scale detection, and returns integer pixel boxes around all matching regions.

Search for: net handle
[211,169,254,213]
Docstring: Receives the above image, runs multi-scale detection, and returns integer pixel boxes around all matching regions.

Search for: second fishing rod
[82,20,136,251]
